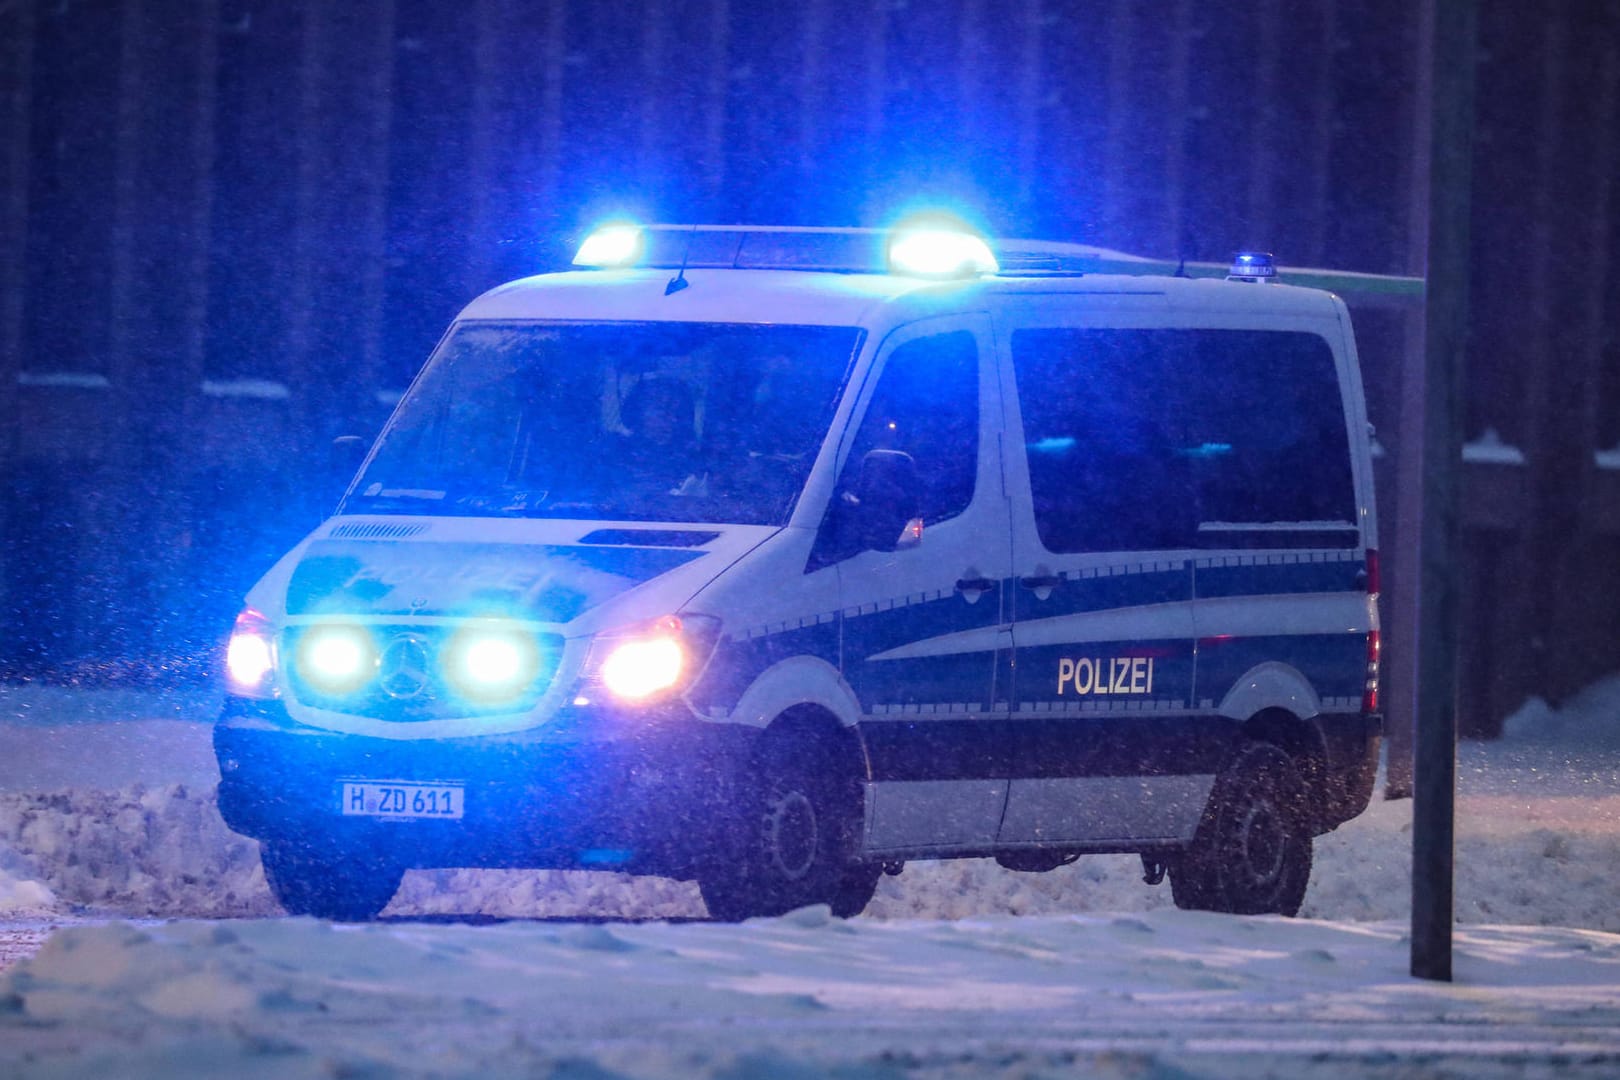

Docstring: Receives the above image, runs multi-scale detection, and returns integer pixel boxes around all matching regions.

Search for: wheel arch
[1215,660,1322,723]
[759,701,872,783]
[726,654,862,730]
[1237,706,1333,832]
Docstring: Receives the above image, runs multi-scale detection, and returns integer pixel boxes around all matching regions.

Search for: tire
[698,728,874,921]
[1170,742,1312,917]
[261,842,405,921]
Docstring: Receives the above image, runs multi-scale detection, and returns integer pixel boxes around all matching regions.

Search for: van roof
[460,223,1421,325]
[459,264,1352,328]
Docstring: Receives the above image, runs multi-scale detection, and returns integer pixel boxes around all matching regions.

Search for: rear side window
[1186,330,1357,537]
[1011,328,1355,553]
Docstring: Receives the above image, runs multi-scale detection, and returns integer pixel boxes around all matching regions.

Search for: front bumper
[213,697,755,877]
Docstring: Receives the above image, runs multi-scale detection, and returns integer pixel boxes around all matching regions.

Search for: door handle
[954,577,996,594]
[1018,575,1062,590]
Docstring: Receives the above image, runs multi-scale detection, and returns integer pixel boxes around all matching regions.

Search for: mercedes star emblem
[378,634,432,700]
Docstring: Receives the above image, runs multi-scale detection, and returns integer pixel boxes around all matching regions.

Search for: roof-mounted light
[1228,251,1277,282]
[886,222,999,279]
[574,223,645,268]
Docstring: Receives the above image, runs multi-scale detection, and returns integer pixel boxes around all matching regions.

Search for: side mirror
[847,449,922,552]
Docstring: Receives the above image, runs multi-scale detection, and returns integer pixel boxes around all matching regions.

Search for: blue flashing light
[574,223,645,267]
[444,624,539,702]
[1228,252,1277,281]
[297,624,377,695]
[458,635,525,686]
[887,221,999,278]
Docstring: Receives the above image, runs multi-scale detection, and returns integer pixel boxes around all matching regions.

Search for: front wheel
[1170,742,1312,916]
[698,729,876,921]
[261,842,405,921]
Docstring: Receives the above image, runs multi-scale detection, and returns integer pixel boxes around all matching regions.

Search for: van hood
[276,523,765,629]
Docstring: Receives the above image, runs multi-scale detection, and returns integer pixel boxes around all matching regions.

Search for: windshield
[346,321,862,525]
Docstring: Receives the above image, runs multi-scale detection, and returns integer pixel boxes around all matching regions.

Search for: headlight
[444,624,540,703]
[600,636,685,700]
[590,615,720,704]
[225,608,277,698]
[295,624,378,695]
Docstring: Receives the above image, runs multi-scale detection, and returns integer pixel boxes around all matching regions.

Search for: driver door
[814,316,1014,854]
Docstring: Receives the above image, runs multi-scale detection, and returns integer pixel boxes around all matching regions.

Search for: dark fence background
[2,0,1618,739]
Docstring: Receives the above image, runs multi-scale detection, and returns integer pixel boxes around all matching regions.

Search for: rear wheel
[1170,742,1312,916]
[261,842,405,921]
[698,727,876,920]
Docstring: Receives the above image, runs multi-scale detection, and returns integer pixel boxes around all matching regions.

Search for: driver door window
[812,330,980,568]
[844,330,979,527]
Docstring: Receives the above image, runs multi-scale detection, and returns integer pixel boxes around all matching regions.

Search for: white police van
[215,220,1382,921]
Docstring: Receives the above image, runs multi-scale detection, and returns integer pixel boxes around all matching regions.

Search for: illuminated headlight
[444,624,540,702]
[225,608,277,698]
[601,636,686,700]
[590,614,720,704]
[295,624,378,695]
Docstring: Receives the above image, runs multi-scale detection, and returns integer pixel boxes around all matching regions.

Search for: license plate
[340,781,465,820]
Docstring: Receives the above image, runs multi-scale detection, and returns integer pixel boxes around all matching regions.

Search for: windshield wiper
[342,489,449,515]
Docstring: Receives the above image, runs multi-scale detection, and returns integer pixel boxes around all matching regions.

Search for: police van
[215,220,1383,921]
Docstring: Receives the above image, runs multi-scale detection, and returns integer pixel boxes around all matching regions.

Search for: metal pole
[1411,0,1475,983]
[1384,0,1438,802]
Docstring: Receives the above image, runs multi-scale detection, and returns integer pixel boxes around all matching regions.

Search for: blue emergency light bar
[573,223,644,267]
[572,221,999,278]
[886,226,999,278]
[567,225,1425,307]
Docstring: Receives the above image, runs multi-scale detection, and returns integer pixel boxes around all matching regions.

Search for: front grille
[284,624,564,720]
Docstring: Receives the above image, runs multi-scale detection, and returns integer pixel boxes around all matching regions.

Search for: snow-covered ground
[0,678,1617,1075]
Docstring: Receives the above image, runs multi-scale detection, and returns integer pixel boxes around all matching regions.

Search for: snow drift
[0,677,1616,928]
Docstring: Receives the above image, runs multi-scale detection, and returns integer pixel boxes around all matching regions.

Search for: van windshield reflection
[346,321,861,525]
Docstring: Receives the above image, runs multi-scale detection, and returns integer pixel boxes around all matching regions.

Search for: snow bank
[0,865,55,917]
[1504,672,1620,751]
[3,910,1619,1077]
[0,786,273,919]
[0,676,1615,926]
[0,753,1613,932]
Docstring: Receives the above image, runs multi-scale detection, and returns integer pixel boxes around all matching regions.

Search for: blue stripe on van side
[1013,638,1194,711]
[1194,632,1366,705]
[1021,562,1192,617]
[1010,563,1195,713]
[687,621,842,716]
[1194,557,1364,599]
[843,593,1000,711]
